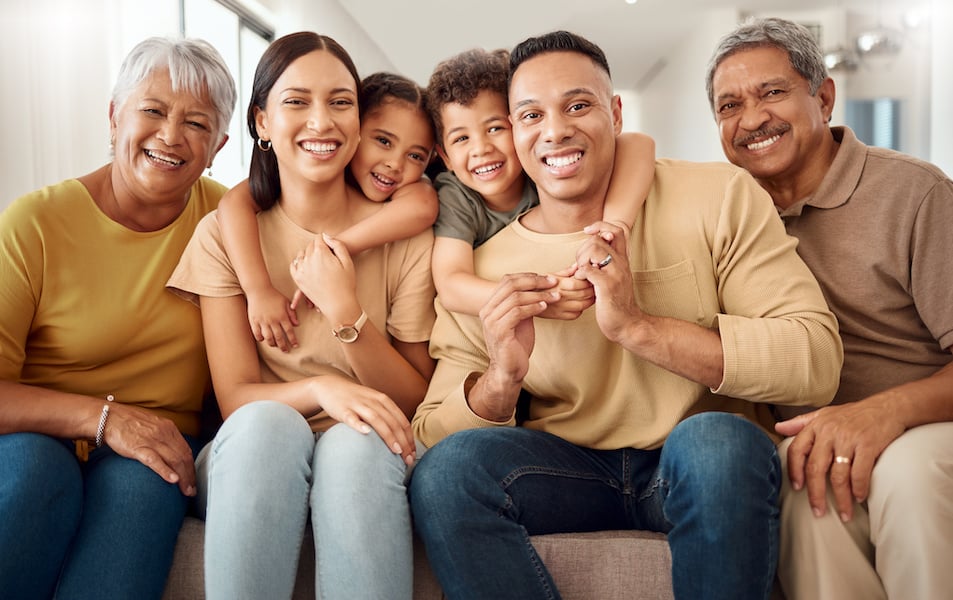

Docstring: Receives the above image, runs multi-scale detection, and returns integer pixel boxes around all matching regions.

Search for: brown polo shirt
[778,126,953,414]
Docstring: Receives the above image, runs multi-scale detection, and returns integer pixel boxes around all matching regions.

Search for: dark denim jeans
[0,432,202,600]
[409,412,780,600]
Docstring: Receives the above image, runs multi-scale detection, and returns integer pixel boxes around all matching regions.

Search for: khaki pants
[777,422,953,600]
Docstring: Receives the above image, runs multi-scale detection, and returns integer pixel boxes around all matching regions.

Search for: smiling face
[348,99,434,202]
[109,68,223,204]
[254,49,360,188]
[711,45,835,192]
[436,90,525,211]
[508,51,621,207]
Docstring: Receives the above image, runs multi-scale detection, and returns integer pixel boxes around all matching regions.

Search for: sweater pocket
[632,260,706,325]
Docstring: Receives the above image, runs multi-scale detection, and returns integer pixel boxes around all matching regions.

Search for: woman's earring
[257,138,272,152]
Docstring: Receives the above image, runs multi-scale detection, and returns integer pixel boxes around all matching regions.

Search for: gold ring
[834,455,851,465]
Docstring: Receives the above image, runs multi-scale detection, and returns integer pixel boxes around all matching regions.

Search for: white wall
[843,7,932,159]
[635,9,741,163]
[262,0,395,75]
[930,0,953,175]
[3,0,135,206]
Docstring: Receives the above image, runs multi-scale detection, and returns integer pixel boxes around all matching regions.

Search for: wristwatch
[332,311,367,343]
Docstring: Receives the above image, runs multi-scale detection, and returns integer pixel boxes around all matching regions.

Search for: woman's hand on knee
[312,375,416,465]
[103,405,197,496]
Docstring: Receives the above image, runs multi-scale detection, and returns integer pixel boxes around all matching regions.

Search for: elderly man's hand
[776,397,905,521]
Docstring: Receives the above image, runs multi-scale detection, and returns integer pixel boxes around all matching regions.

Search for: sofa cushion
[163,517,672,599]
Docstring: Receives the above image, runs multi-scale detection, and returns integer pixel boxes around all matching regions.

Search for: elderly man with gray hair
[706,16,953,600]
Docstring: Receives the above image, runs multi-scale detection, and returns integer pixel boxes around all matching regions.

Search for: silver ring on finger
[834,455,851,465]
[596,254,613,268]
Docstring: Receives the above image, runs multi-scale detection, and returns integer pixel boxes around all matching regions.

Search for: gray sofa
[162,516,673,599]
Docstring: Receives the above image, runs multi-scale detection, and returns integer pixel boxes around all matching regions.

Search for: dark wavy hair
[246,32,361,210]
[426,48,510,144]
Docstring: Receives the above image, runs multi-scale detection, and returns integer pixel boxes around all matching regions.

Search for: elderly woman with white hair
[0,36,235,599]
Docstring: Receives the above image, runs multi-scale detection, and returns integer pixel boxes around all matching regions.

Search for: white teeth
[372,172,395,186]
[746,135,780,151]
[301,141,337,154]
[544,152,582,168]
[145,150,184,166]
[473,162,502,175]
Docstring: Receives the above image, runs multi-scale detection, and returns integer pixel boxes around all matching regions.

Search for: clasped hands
[474,221,643,420]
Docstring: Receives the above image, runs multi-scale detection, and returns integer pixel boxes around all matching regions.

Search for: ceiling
[336,0,925,90]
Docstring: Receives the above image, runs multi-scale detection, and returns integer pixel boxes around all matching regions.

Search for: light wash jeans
[0,431,201,600]
[409,412,780,600]
[197,400,418,600]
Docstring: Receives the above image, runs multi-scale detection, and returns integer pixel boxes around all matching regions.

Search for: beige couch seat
[162,517,673,599]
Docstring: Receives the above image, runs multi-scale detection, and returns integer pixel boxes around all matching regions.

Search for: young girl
[169,31,436,600]
[217,71,438,351]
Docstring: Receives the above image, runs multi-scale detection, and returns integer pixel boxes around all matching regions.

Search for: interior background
[3,0,948,208]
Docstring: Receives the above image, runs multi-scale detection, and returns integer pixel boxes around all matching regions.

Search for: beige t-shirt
[415,159,842,450]
[168,202,436,431]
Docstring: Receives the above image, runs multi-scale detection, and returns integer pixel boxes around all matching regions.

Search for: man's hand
[777,397,905,521]
[469,273,557,421]
[573,221,642,343]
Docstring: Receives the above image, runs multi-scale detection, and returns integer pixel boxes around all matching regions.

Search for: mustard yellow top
[0,177,225,437]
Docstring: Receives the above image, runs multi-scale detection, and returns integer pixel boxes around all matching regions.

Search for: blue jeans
[198,401,418,600]
[0,431,202,600]
[409,412,780,600]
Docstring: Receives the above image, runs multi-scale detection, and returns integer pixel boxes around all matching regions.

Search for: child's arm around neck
[603,132,656,231]
[336,179,438,255]
[217,179,299,351]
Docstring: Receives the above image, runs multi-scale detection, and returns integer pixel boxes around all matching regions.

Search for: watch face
[335,326,359,343]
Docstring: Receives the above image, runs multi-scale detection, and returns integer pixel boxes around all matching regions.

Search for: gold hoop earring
[257,138,272,152]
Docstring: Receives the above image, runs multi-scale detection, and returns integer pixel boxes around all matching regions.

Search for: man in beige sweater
[409,30,842,600]
[707,17,953,600]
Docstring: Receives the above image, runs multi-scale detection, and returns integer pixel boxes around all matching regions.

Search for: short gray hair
[705,17,828,111]
[111,37,237,142]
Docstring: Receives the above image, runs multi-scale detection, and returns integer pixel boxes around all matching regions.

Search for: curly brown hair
[426,48,510,145]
